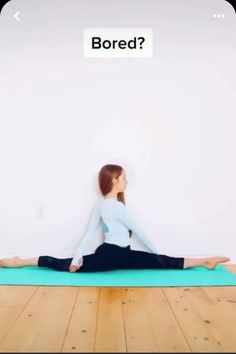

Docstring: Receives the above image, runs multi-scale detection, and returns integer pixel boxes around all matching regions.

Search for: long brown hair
[98,164,132,237]
[98,164,126,203]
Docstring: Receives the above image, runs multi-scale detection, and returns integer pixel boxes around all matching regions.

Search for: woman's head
[98,164,131,237]
[98,164,128,204]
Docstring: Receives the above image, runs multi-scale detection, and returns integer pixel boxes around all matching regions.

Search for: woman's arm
[118,204,159,254]
[71,201,101,267]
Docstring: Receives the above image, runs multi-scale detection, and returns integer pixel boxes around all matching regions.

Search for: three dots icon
[213,14,225,18]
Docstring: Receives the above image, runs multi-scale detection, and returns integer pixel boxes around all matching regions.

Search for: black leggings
[38,243,184,272]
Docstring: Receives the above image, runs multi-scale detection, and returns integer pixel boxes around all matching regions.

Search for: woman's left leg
[183,256,230,269]
[120,248,184,270]
[119,248,230,270]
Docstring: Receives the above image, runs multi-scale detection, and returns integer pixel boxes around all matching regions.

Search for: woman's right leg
[0,256,38,268]
[0,256,73,272]
[0,250,109,273]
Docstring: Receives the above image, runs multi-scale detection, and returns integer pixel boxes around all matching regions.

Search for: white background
[0,0,236,262]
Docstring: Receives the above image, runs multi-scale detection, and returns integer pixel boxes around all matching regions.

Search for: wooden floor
[0,265,236,353]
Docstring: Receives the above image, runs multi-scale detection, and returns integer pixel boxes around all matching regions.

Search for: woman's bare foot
[204,256,230,270]
[184,256,230,269]
[0,256,22,268]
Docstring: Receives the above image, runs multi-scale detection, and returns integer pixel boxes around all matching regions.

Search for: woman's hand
[69,257,83,273]
[69,265,80,273]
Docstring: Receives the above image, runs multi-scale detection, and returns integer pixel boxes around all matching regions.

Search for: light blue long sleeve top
[71,197,159,266]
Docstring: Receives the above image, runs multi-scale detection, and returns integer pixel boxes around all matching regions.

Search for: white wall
[0,0,236,262]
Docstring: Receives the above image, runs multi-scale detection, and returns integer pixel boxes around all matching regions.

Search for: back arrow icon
[14,11,20,21]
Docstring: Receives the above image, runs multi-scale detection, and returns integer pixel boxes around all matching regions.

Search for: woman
[0,164,230,272]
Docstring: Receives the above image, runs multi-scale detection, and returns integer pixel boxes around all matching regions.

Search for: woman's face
[115,169,128,192]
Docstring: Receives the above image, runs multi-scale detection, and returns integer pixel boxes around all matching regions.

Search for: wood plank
[0,286,78,352]
[164,286,226,352]
[1,274,235,353]
[122,287,159,352]
[62,287,99,352]
[0,286,37,344]
[202,285,236,352]
[144,287,191,352]
[95,287,126,352]
[122,287,191,352]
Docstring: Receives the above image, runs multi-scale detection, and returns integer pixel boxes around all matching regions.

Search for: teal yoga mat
[0,265,236,287]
